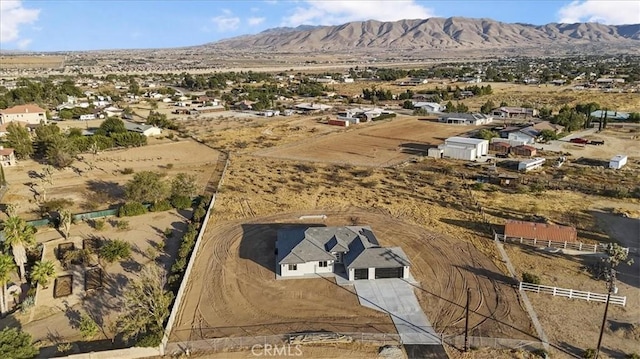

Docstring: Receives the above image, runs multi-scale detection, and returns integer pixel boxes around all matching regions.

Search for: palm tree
[0,254,17,316]
[30,261,56,289]
[2,216,36,282]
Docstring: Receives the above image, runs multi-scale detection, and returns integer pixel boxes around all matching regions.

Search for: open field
[544,127,640,160]
[0,55,65,69]
[172,209,535,342]
[253,117,477,166]
[2,138,220,219]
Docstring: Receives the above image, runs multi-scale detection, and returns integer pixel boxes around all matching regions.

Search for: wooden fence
[494,233,630,255]
[518,282,626,306]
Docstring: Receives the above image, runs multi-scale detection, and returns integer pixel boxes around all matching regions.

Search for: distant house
[294,103,332,113]
[78,114,96,121]
[412,94,438,102]
[234,100,255,111]
[413,102,444,113]
[498,126,522,139]
[0,147,16,167]
[397,78,428,86]
[530,121,564,134]
[123,121,162,137]
[508,127,539,145]
[438,113,493,126]
[518,157,546,172]
[276,226,411,281]
[590,110,629,121]
[511,144,537,157]
[489,141,511,153]
[0,104,47,125]
[492,107,538,119]
[504,220,577,243]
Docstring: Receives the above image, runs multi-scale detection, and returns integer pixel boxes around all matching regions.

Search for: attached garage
[354,268,369,280]
[375,267,404,279]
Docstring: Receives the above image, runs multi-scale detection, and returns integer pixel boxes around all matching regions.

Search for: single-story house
[511,145,537,157]
[0,147,17,167]
[276,226,411,281]
[438,113,493,126]
[123,121,162,137]
[504,220,577,243]
[492,107,538,118]
[518,157,546,172]
[294,103,333,113]
[508,127,539,145]
[413,102,444,113]
[498,126,523,139]
[530,121,564,134]
[78,114,96,121]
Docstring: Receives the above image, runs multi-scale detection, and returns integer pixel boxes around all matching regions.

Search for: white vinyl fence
[519,282,626,306]
[495,233,629,255]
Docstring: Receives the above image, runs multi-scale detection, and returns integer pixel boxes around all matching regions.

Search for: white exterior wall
[348,268,354,281]
[508,132,535,145]
[280,261,334,277]
[0,112,46,125]
[609,156,627,169]
[443,145,476,161]
[142,127,162,137]
[403,266,410,279]
[368,267,376,280]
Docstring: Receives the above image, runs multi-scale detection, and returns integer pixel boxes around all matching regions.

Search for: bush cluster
[118,201,148,217]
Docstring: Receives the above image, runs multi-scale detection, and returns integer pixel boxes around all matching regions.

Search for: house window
[288,264,297,271]
[319,261,328,268]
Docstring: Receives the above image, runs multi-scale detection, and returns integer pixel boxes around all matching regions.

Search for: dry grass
[0,55,65,69]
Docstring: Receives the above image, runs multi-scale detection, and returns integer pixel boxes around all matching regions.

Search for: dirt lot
[471,190,640,357]
[3,138,220,219]
[554,128,640,160]
[253,116,477,167]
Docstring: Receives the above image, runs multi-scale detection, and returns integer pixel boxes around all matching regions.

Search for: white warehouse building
[609,155,627,169]
[437,137,489,161]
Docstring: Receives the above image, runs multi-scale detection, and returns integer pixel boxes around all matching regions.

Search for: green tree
[30,260,55,288]
[480,100,495,114]
[99,239,131,263]
[5,123,33,159]
[2,216,36,282]
[0,327,38,359]
[477,129,498,140]
[125,171,169,204]
[171,173,198,199]
[539,129,559,142]
[96,117,126,136]
[115,264,174,346]
[539,107,553,120]
[0,254,17,316]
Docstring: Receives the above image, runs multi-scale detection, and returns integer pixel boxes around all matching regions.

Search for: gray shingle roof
[345,246,411,270]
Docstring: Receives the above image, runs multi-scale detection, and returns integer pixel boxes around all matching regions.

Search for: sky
[1,0,639,52]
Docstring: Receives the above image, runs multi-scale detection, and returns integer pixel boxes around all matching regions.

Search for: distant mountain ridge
[203,17,640,53]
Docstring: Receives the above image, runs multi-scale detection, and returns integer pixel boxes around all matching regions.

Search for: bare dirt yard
[472,190,640,358]
[2,138,220,219]
[253,116,476,167]
[555,127,640,160]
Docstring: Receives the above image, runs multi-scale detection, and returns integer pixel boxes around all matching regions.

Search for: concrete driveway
[353,279,441,345]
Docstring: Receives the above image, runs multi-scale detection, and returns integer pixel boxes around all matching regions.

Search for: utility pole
[595,269,616,359]
[464,288,471,352]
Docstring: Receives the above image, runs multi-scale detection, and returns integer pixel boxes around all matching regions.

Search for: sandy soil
[172,150,536,343]
[253,116,478,167]
[2,138,220,219]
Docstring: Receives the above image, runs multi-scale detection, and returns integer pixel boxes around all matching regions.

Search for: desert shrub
[532,349,548,358]
[602,187,629,199]
[372,113,396,121]
[522,272,541,284]
[79,313,99,339]
[626,353,640,359]
[515,185,529,194]
[294,163,316,173]
[135,329,163,347]
[529,182,546,193]
[165,163,174,170]
[170,195,192,210]
[361,179,379,188]
[150,200,172,212]
[40,198,74,215]
[99,239,131,263]
[121,167,134,175]
[583,348,596,359]
[171,258,187,274]
[164,227,173,238]
[116,220,130,230]
[92,219,106,231]
[56,342,73,354]
[193,205,206,222]
[118,201,148,217]
[471,183,484,190]
[20,296,35,313]
[351,168,373,178]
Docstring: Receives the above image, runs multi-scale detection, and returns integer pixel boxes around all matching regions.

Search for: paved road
[353,279,441,345]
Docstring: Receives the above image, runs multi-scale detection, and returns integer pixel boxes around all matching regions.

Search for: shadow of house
[399,143,436,156]
[239,223,326,274]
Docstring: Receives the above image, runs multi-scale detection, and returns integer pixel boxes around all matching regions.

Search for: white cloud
[0,0,40,43]
[248,17,266,26]
[212,14,240,32]
[250,7,260,12]
[281,0,435,27]
[16,38,32,50]
[557,0,640,24]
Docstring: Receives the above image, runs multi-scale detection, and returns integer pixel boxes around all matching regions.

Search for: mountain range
[204,17,640,53]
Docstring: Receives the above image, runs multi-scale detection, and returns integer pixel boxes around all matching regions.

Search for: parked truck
[569,138,589,144]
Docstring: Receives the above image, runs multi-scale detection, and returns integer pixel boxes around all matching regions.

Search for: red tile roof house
[504,220,578,243]
[0,104,47,125]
